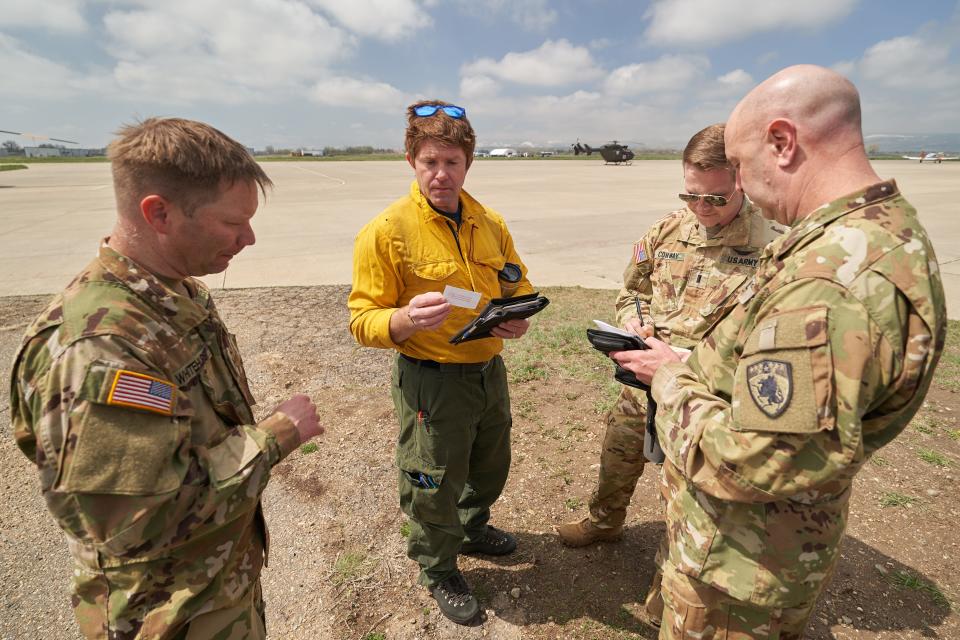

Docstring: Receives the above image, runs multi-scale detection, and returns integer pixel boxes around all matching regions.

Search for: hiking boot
[460,525,517,556]
[556,517,622,547]
[430,572,480,625]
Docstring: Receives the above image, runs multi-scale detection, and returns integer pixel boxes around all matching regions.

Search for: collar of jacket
[408,180,483,230]
[96,239,211,333]
[774,179,900,260]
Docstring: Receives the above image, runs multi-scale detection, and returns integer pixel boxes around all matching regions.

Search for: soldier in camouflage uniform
[613,65,946,639]
[558,124,785,552]
[9,118,323,639]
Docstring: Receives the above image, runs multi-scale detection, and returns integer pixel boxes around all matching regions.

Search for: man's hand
[622,317,654,339]
[491,318,530,339]
[407,291,452,331]
[389,291,452,343]
[611,337,681,386]
[274,394,323,442]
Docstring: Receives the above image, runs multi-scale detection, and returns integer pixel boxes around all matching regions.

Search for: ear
[766,118,798,168]
[139,194,175,234]
[405,151,415,169]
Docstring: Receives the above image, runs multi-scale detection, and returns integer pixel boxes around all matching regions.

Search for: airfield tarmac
[1,159,958,317]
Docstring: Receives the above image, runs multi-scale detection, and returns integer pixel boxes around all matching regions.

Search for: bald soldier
[613,65,946,638]
[10,118,323,638]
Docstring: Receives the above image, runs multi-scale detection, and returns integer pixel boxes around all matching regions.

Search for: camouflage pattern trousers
[659,564,815,640]
[588,385,647,529]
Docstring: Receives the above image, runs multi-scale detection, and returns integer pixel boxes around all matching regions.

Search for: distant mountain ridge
[863,133,960,153]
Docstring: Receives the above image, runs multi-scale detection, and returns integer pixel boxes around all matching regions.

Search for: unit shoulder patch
[746,359,792,418]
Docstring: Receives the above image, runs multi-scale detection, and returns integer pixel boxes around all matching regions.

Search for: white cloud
[604,54,710,96]
[453,0,557,31]
[0,0,87,32]
[461,39,603,87]
[0,34,83,98]
[100,0,353,103]
[460,74,500,99]
[310,76,405,112]
[644,0,858,46]
[717,69,753,88]
[308,0,433,41]
[858,35,954,90]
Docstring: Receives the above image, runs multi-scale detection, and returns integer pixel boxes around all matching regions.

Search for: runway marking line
[292,165,347,186]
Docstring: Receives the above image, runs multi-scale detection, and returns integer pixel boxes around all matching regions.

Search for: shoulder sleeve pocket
[60,362,191,495]
[732,306,834,434]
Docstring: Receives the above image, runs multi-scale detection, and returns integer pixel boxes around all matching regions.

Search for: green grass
[362,633,387,640]
[399,521,410,538]
[0,163,27,171]
[332,551,369,585]
[890,570,950,607]
[869,455,889,467]
[918,448,951,467]
[879,491,920,508]
[913,414,937,434]
[564,497,583,511]
[300,442,319,454]
[948,429,960,441]
[935,320,960,392]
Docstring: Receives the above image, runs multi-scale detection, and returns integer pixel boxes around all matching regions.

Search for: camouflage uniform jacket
[650,181,946,608]
[615,200,785,349]
[10,242,301,639]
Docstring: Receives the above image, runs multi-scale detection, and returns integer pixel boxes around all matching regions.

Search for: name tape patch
[108,370,175,415]
[655,250,685,261]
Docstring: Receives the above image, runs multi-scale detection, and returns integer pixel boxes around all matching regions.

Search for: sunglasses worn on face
[678,191,733,207]
[414,104,467,119]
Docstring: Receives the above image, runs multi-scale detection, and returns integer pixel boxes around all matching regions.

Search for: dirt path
[1,286,957,639]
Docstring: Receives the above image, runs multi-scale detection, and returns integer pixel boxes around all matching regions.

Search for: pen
[635,297,644,327]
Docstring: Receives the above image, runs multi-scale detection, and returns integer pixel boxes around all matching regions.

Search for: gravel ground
[2,286,958,640]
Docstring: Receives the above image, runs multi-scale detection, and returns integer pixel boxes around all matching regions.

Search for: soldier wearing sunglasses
[349,100,533,625]
[557,123,785,625]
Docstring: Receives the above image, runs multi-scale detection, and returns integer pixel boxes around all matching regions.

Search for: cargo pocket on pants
[397,449,458,526]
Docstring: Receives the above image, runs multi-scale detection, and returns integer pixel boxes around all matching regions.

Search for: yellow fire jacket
[349,181,533,363]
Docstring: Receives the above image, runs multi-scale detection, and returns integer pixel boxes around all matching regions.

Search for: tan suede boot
[556,517,622,547]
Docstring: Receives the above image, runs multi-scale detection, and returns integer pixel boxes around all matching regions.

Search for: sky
[2,0,959,150]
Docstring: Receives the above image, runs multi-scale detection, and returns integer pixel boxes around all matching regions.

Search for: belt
[401,354,493,373]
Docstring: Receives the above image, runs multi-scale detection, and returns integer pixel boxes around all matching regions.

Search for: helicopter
[572,139,635,165]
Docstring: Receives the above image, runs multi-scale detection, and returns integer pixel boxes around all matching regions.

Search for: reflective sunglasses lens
[678,193,698,203]
[441,106,466,119]
[414,105,440,117]
[704,195,728,207]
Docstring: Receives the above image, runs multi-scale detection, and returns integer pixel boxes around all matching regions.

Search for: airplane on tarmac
[901,151,959,163]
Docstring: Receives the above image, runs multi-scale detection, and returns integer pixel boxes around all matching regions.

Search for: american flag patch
[107,370,175,415]
[634,242,647,263]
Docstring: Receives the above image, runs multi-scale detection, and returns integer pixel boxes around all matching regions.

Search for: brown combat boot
[556,517,622,547]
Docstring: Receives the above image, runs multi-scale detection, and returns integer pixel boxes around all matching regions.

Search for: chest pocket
[698,273,749,319]
[198,329,256,431]
[412,260,457,282]
[733,306,834,434]
[651,252,689,312]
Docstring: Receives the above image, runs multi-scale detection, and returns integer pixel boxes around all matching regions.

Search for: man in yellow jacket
[348,100,533,625]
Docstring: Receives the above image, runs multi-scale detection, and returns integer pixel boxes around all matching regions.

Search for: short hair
[108,117,272,217]
[683,123,731,172]
[404,99,476,163]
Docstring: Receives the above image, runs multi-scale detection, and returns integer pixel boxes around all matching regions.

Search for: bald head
[725,64,880,225]
[731,64,862,147]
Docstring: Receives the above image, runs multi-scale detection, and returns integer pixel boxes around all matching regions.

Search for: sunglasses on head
[413,104,467,119]
[678,191,734,207]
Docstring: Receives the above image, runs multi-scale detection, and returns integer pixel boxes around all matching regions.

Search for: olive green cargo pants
[392,354,512,586]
